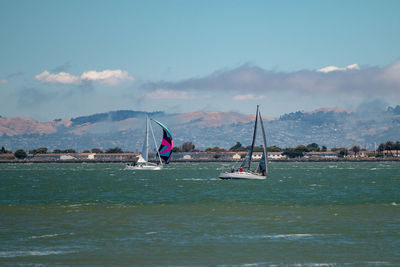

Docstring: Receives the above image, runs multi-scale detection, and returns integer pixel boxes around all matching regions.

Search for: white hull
[125,164,162,170]
[219,171,266,180]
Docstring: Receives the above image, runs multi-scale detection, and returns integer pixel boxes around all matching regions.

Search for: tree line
[1,146,126,159]
[2,140,400,160]
[377,141,400,157]
[173,141,400,159]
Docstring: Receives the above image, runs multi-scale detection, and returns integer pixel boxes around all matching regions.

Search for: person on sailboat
[239,167,243,172]
[231,166,235,173]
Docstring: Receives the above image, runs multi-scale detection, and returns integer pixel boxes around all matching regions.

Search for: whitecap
[263,234,315,240]
[30,232,74,239]
[182,178,204,181]
[289,264,337,267]
[0,250,76,258]
[145,232,157,235]
[30,234,60,239]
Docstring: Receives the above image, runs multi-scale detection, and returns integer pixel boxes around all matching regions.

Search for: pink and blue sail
[151,119,174,164]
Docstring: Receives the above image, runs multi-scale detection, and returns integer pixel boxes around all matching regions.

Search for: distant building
[358,151,375,158]
[252,152,263,160]
[93,153,136,160]
[382,150,400,157]
[60,154,76,160]
[28,152,136,161]
[0,153,15,160]
[173,152,242,160]
[246,151,287,160]
[304,151,338,159]
[232,153,241,160]
[267,152,287,159]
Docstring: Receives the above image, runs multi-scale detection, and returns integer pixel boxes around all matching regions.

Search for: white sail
[256,110,268,176]
[149,118,163,166]
[141,116,149,162]
[137,154,146,163]
[240,105,259,170]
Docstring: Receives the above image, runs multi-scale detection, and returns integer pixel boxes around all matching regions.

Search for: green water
[0,162,399,266]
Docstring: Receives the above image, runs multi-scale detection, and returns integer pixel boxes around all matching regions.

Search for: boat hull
[125,165,162,170]
[219,171,266,180]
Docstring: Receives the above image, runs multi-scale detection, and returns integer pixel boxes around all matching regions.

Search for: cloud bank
[141,60,400,97]
[233,94,263,101]
[145,89,193,99]
[35,69,134,86]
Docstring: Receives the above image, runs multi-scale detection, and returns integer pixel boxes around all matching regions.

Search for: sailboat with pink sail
[125,116,173,170]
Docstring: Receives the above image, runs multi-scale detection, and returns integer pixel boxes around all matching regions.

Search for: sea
[0,162,399,266]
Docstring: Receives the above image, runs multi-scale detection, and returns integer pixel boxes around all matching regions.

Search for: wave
[0,250,76,258]
[221,262,338,267]
[182,178,205,181]
[30,232,74,239]
[145,231,157,235]
[263,233,315,240]
[229,233,326,241]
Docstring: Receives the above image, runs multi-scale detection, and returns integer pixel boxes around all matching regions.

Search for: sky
[1,0,400,121]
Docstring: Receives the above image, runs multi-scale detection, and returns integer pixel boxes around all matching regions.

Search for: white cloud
[35,69,134,86]
[80,70,134,86]
[145,89,193,99]
[233,94,264,101]
[0,79,8,84]
[317,63,360,73]
[35,71,80,84]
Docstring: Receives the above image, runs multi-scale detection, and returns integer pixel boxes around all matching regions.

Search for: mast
[149,119,163,166]
[141,116,149,163]
[257,109,268,177]
[241,105,259,170]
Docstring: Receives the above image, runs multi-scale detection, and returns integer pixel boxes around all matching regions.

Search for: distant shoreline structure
[2,149,400,163]
[1,157,399,164]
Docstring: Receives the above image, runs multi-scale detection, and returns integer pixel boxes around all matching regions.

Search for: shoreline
[1,158,399,164]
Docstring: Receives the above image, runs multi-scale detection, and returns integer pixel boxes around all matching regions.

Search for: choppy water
[0,162,399,266]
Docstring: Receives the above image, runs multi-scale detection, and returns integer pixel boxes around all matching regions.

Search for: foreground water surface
[1,162,399,266]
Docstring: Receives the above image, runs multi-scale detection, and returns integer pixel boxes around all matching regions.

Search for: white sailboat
[219,105,268,180]
[125,116,173,170]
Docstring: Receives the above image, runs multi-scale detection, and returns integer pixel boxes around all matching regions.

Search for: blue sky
[1,0,400,121]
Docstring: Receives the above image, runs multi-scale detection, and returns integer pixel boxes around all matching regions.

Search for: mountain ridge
[1,106,399,151]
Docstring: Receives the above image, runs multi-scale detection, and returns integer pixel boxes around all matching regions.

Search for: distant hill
[70,110,165,125]
[0,106,399,151]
